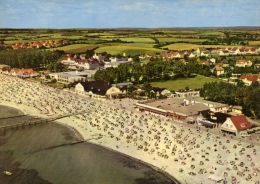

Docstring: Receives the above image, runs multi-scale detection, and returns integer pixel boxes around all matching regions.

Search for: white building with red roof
[240,74,260,86]
[221,115,252,135]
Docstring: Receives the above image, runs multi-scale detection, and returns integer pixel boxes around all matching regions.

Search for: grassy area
[150,75,220,91]
[157,37,208,43]
[162,43,244,50]
[95,45,162,56]
[119,37,155,43]
[50,44,97,53]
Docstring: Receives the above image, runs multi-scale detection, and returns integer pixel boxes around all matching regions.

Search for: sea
[0,105,175,184]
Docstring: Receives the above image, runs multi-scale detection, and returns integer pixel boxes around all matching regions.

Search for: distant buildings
[11,40,67,49]
[75,80,124,98]
[235,59,253,67]
[3,68,38,78]
[49,71,88,84]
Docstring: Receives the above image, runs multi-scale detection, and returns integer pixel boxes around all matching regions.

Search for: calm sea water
[0,106,175,184]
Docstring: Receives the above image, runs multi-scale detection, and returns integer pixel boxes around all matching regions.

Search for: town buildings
[49,71,88,84]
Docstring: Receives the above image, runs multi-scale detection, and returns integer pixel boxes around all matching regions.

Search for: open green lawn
[50,44,97,53]
[95,45,162,56]
[162,43,245,50]
[150,75,220,91]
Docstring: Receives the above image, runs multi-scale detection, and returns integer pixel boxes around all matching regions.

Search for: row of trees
[0,49,64,69]
[94,59,212,84]
[200,81,260,119]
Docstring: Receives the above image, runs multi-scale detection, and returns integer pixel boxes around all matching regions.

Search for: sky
[0,0,260,28]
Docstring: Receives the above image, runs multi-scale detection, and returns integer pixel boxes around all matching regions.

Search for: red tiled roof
[240,74,259,82]
[230,115,252,131]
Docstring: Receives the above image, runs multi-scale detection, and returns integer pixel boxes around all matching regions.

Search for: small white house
[221,115,252,135]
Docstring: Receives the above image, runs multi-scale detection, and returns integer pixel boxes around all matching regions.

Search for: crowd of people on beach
[0,74,259,184]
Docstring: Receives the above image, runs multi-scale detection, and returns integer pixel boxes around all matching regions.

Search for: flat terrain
[150,75,220,91]
[162,43,244,50]
[2,28,260,56]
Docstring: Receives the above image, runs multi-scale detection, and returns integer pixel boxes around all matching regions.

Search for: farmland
[1,28,260,56]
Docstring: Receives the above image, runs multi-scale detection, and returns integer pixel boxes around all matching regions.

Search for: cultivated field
[1,28,260,55]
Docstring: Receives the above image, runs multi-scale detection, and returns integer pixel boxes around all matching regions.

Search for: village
[0,45,260,137]
[1,32,260,184]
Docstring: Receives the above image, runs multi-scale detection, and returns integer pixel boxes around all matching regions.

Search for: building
[235,59,253,67]
[212,65,225,76]
[10,68,38,78]
[75,80,110,97]
[175,90,200,98]
[104,60,132,68]
[106,86,124,98]
[221,115,252,135]
[240,74,260,86]
[135,98,209,120]
[184,97,229,113]
[76,59,99,70]
[49,71,87,84]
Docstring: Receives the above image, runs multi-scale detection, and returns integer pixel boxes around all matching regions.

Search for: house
[161,51,182,60]
[188,52,196,58]
[10,68,38,78]
[61,56,76,65]
[212,65,225,76]
[221,115,252,135]
[235,59,252,67]
[76,59,99,70]
[106,86,124,98]
[49,71,87,84]
[93,53,106,62]
[200,50,210,57]
[209,58,216,64]
[220,59,229,67]
[75,80,111,97]
[240,74,260,86]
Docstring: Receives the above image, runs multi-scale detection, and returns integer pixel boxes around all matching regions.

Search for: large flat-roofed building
[184,97,229,113]
[135,98,209,120]
[49,71,87,84]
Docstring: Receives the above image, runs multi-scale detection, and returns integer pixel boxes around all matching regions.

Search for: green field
[2,28,260,55]
[50,44,97,53]
[150,75,220,91]
[161,43,245,50]
[157,37,208,43]
[95,45,162,56]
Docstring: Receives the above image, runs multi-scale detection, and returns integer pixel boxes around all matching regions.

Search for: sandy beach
[0,74,259,184]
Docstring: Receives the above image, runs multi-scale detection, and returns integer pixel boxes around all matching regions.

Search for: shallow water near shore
[0,105,175,184]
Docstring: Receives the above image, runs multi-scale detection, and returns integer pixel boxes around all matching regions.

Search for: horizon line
[1,26,260,30]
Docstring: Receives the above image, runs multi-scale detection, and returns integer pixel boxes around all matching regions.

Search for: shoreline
[0,103,180,184]
[0,74,259,184]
